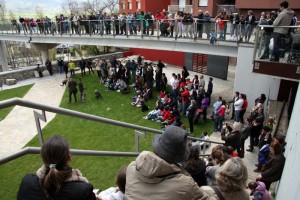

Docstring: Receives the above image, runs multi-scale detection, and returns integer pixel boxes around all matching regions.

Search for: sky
[3,0,67,18]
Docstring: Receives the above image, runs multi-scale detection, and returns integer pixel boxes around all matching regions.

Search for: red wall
[129,48,185,67]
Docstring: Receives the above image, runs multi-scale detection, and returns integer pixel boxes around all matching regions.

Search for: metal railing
[0,98,224,165]
[0,19,260,45]
[253,24,300,64]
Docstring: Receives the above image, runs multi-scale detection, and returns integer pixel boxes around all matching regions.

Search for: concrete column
[276,82,300,199]
[30,43,58,64]
[0,41,9,72]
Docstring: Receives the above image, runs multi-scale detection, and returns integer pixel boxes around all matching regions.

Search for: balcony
[252,24,300,80]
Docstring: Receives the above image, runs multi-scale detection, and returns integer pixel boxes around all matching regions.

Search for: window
[122,3,125,9]
[136,1,141,9]
[128,2,132,9]
[199,0,208,7]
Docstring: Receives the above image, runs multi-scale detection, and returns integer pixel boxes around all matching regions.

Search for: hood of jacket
[256,181,266,191]
[134,151,186,184]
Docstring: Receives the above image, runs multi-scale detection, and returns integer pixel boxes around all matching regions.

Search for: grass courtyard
[0,74,213,199]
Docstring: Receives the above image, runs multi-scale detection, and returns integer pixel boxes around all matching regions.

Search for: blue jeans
[182,102,187,116]
[218,116,224,131]
[213,114,219,130]
[235,110,241,122]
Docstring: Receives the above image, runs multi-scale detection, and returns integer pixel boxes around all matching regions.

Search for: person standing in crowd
[207,77,213,105]
[234,93,244,122]
[78,77,85,103]
[215,9,228,40]
[259,12,274,59]
[79,57,86,76]
[17,135,97,200]
[216,100,226,132]
[86,59,95,75]
[244,10,256,42]
[270,1,294,62]
[68,77,77,103]
[199,75,205,87]
[57,58,64,74]
[229,91,239,120]
[197,10,204,38]
[68,60,75,77]
[221,122,242,151]
[213,96,222,131]
[203,11,211,39]
[45,59,53,76]
[187,100,197,133]
[125,126,207,200]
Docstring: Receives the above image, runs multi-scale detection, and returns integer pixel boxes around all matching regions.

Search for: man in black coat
[68,78,77,103]
[197,10,204,38]
[221,122,242,151]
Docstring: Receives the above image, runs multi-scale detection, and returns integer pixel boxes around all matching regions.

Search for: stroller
[287,33,300,63]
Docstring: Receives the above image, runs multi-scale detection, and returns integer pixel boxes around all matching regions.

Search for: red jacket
[218,105,226,117]
[181,90,190,104]
[163,110,171,121]
[242,99,248,111]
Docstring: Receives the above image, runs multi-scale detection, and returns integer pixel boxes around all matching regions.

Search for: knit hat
[152,126,190,163]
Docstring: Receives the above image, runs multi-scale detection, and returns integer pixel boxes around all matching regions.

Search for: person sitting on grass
[98,166,127,200]
[131,95,143,108]
[95,89,102,100]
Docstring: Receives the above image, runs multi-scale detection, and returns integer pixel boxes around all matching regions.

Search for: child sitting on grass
[95,89,102,100]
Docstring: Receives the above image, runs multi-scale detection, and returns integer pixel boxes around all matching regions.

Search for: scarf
[36,165,89,183]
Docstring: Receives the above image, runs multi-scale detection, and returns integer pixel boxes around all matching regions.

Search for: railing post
[141,20,144,39]
[89,21,91,36]
[252,27,260,63]
[174,20,178,40]
[135,130,146,153]
[194,19,197,41]
[156,20,160,39]
[126,21,129,38]
[112,20,115,37]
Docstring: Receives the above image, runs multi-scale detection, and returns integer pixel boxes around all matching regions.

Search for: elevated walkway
[0,33,248,57]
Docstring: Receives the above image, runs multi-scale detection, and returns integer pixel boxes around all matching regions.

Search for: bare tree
[103,0,119,14]
[62,0,81,16]
[8,10,16,20]
[0,0,7,22]
[35,5,44,19]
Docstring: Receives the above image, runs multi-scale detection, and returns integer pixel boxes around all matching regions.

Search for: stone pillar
[30,43,58,64]
[0,41,9,72]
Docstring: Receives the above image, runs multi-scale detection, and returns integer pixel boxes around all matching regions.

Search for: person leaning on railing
[17,135,97,200]
[203,11,212,39]
[270,1,294,62]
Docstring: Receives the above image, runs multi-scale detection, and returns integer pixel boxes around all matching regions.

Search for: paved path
[0,74,66,159]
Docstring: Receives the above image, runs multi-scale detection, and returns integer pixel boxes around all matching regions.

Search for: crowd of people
[28,49,288,200]
[12,1,298,47]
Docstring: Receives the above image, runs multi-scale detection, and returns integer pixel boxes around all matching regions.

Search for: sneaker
[246,149,253,152]
[143,116,148,119]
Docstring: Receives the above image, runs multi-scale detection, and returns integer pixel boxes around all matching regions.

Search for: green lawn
[0,75,213,199]
[0,84,33,121]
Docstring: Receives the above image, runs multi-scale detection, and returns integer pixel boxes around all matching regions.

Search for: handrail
[0,98,223,164]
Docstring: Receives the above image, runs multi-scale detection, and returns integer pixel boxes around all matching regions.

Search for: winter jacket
[221,130,241,151]
[253,181,271,200]
[200,186,250,200]
[125,151,207,200]
[273,8,294,35]
[258,144,270,165]
[17,166,96,200]
[261,153,285,183]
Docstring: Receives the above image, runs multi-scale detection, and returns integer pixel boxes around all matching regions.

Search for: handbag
[211,186,225,200]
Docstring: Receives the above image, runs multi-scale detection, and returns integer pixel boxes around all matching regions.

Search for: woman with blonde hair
[201,157,249,199]
[17,135,97,200]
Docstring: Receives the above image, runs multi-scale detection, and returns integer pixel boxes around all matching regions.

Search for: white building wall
[276,84,300,199]
[234,46,281,110]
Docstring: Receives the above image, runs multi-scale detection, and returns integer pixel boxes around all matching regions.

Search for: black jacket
[221,130,241,151]
[17,174,96,200]
[262,153,285,183]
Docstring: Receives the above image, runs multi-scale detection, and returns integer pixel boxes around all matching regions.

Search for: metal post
[141,20,144,39]
[174,20,178,40]
[156,20,160,39]
[252,27,260,63]
[126,21,129,38]
[135,130,146,153]
[89,21,91,36]
[112,20,115,37]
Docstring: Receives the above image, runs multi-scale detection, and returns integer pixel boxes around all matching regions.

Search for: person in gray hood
[270,1,294,62]
[125,126,207,200]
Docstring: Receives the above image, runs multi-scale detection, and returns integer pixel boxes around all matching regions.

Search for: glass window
[122,3,125,9]
[199,0,208,7]
[136,2,141,9]
[128,2,132,9]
